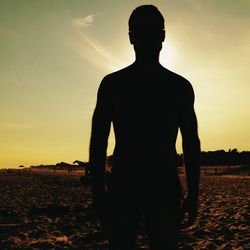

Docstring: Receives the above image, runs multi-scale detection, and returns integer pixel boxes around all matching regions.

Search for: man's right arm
[179,82,201,224]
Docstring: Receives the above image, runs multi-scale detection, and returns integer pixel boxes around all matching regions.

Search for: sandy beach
[0,169,249,249]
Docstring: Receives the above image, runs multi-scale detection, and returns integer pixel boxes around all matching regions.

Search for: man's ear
[129,32,134,45]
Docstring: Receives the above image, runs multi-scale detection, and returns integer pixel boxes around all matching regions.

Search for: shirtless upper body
[89,5,200,225]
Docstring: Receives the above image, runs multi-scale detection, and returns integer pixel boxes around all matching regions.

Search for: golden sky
[1,0,250,168]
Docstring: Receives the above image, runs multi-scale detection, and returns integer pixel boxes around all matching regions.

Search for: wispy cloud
[64,27,125,71]
[72,15,95,27]
[65,14,128,71]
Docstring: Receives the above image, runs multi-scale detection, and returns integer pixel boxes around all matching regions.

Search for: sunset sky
[1,0,250,168]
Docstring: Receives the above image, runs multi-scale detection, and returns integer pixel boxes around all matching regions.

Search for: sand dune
[0,170,249,249]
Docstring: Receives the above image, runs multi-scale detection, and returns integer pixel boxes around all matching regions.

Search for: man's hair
[128,5,165,33]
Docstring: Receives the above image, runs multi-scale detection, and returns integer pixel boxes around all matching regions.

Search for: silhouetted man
[89,5,200,250]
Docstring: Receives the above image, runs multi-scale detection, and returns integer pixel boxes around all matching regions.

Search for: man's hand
[180,195,199,226]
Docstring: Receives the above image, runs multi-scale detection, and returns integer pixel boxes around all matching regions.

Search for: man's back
[102,62,193,184]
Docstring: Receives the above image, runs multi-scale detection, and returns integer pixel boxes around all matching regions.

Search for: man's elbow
[183,134,200,150]
[194,136,200,150]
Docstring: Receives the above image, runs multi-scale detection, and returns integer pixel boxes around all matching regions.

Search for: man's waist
[107,173,181,195]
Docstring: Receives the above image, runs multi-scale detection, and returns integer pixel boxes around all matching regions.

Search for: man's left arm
[89,77,112,207]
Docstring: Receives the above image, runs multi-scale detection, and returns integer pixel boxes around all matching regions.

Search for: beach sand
[0,169,249,249]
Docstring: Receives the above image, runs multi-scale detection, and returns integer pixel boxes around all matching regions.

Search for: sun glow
[160,42,177,70]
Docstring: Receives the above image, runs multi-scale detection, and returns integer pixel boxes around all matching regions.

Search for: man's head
[128,5,165,57]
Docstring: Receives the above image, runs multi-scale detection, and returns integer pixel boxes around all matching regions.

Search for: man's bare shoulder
[162,67,195,102]
[161,66,192,89]
[101,64,194,97]
[98,65,135,97]
[103,65,134,82]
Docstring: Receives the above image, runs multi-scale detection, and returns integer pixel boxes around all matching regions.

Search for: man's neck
[134,53,160,68]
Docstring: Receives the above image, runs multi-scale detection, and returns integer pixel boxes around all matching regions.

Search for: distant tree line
[179,149,250,166]
[108,149,250,167]
[28,149,250,170]
[200,149,250,166]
